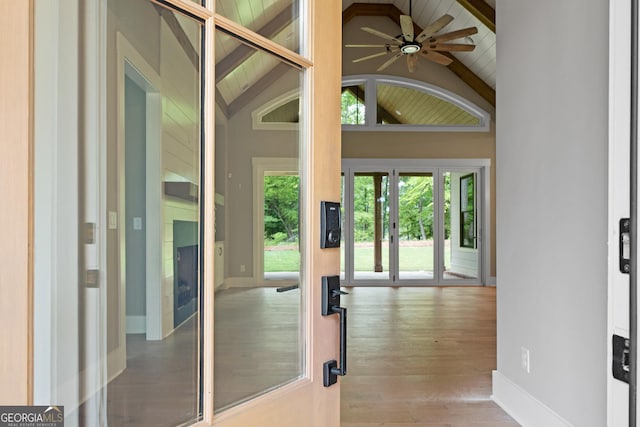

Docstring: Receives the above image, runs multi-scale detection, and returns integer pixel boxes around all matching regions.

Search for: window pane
[33,1,203,426]
[214,29,305,412]
[353,173,390,281]
[216,0,301,54]
[341,84,366,125]
[376,83,481,125]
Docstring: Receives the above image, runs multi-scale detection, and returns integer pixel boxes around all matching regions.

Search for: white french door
[342,159,489,286]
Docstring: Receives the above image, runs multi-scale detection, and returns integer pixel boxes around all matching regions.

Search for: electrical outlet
[240,264,246,273]
[521,347,531,373]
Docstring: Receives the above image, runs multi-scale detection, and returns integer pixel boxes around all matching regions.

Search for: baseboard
[126,315,146,334]
[492,371,573,427]
[487,276,497,286]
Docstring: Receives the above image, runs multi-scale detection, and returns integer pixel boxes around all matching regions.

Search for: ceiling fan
[346,1,478,72]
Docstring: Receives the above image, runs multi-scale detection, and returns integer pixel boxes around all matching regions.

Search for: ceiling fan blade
[431,27,478,43]
[353,51,392,63]
[416,14,454,43]
[377,52,403,71]
[361,27,403,43]
[400,15,414,42]
[427,43,476,52]
[420,50,453,66]
[406,54,419,73]
[345,44,389,48]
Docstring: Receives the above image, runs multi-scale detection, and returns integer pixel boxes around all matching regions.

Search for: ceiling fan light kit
[347,0,477,73]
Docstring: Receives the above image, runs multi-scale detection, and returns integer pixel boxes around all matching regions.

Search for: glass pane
[398,173,434,280]
[216,0,301,54]
[262,98,300,123]
[264,174,300,280]
[353,173,390,281]
[341,84,366,125]
[376,84,481,125]
[443,171,479,280]
[214,29,304,412]
[33,2,203,426]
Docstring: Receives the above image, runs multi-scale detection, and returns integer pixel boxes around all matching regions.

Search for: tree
[398,176,434,240]
[264,175,299,242]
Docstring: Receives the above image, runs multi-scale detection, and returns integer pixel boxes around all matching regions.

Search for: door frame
[607,0,634,424]
[252,157,299,286]
[341,158,491,286]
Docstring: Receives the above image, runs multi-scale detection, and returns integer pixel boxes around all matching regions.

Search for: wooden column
[373,174,383,272]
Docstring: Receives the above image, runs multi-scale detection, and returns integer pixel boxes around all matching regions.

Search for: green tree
[341,88,365,125]
[398,176,434,240]
[264,175,299,242]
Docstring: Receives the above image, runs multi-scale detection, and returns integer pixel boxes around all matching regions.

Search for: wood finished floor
[106,286,518,426]
[341,286,519,427]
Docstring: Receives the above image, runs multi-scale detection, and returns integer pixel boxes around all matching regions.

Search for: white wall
[494,1,608,426]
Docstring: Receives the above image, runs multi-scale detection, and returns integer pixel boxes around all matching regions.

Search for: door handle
[322,275,348,387]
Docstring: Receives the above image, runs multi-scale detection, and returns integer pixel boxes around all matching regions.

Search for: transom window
[253,75,490,132]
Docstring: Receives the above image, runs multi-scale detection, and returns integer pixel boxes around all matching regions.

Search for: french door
[342,159,488,286]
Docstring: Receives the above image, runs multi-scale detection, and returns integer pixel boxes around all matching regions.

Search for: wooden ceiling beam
[456,0,495,33]
[343,3,495,107]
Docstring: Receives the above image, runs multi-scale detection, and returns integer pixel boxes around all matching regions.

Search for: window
[254,75,490,131]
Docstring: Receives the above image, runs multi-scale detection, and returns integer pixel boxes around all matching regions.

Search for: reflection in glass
[34,1,203,426]
[398,173,434,280]
[216,0,301,54]
[214,29,304,412]
[353,173,389,281]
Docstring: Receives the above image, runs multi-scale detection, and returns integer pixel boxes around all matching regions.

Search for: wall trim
[492,370,573,427]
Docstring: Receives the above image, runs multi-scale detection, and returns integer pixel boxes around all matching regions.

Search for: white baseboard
[126,315,146,334]
[487,276,497,286]
[492,370,573,427]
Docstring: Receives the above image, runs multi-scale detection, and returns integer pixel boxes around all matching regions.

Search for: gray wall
[125,75,147,317]
[495,1,608,425]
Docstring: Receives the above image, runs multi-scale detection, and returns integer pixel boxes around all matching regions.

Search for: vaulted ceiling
[213,0,496,117]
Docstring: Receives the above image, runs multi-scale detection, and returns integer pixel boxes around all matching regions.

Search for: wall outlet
[521,347,531,373]
[240,264,246,273]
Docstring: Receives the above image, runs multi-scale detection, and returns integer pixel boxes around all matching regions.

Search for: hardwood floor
[341,286,519,427]
[105,286,517,426]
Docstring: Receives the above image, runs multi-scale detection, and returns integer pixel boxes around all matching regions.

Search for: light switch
[133,217,143,230]
[108,211,118,229]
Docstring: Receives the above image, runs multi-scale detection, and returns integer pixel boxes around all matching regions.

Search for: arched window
[253,75,490,132]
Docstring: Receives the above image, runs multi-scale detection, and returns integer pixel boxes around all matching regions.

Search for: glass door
[441,170,481,282]
[352,172,392,282]
[33,0,343,426]
[342,162,485,285]
[397,173,436,281]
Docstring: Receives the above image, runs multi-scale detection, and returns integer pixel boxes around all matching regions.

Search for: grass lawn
[264,241,451,272]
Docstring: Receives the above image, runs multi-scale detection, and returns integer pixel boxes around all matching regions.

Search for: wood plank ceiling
[214,0,496,116]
